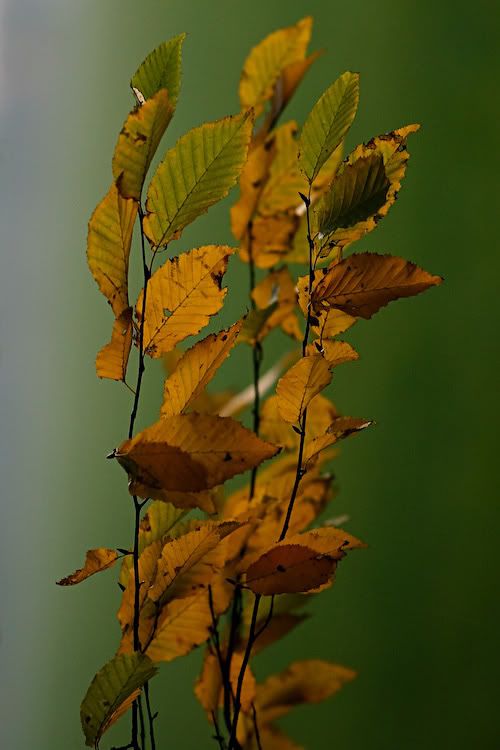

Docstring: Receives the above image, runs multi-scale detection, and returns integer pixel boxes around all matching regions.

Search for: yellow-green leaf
[112,89,174,201]
[144,112,253,246]
[130,33,185,105]
[299,72,360,182]
[80,652,157,747]
[113,413,280,493]
[56,548,119,586]
[312,252,443,319]
[276,355,332,424]
[137,245,233,357]
[87,183,138,317]
[239,17,312,115]
[161,322,242,417]
[95,307,133,382]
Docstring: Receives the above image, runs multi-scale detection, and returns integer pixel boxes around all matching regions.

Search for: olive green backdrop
[1,0,499,748]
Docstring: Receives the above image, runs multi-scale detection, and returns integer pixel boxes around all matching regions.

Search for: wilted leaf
[306,339,358,367]
[57,548,119,586]
[315,153,390,241]
[144,112,253,246]
[148,520,242,604]
[245,527,363,595]
[137,245,233,357]
[303,417,373,470]
[239,17,312,115]
[87,183,138,317]
[95,307,133,382]
[114,413,279,493]
[161,322,242,417]
[130,33,185,105]
[299,72,359,181]
[112,90,174,201]
[276,355,332,424]
[312,252,443,319]
[254,659,356,724]
[80,652,157,747]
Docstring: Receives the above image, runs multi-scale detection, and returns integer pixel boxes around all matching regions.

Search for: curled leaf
[57,548,119,586]
[95,307,133,382]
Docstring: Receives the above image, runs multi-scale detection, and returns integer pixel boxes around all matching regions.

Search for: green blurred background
[1,0,499,748]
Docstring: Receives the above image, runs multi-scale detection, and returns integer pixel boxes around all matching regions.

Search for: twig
[144,682,157,750]
[211,711,226,750]
[251,703,263,750]
[138,695,146,750]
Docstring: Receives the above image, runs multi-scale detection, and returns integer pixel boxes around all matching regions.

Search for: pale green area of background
[1,1,499,748]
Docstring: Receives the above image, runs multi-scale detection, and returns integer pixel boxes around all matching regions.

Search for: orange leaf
[312,252,443,319]
[96,307,133,382]
[136,245,233,357]
[114,413,279,493]
[56,547,118,586]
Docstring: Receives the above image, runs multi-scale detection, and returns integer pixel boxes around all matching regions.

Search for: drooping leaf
[147,520,242,604]
[144,112,253,246]
[95,307,133,382]
[80,652,157,747]
[306,339,359,367]
[112,90,174,201]
[87,183,138,317]
[276,355,332,424]
[161,322,242,417]
[254,659,356,724]
[303,417,373,470]
[113,413,280,493]
[315,153,390,241]
[137,245,233,357]
[130,33,185,105]
[311,252,443,319]
[239,17,312,115]
[261,51,321,136]
[252,267,302,340]
[56,548,119,586]
[299,72,360,182]
[245,527,363,595]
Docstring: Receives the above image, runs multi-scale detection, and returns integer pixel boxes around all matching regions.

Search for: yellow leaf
[239,213,299,269]
[276,355,332,424]
[87,183,138,317]
[144,590,215,662]
[161,322,242,417]
[137,245,233,357]
[312,306,357,340]
[56,547,118,586]
[230,138,276,240]
[144,112,253,246]
[312,252,443,319]
[128,482,219,514]
[252,267,302,340]
[254,659,356,724]
[244,527,363,595]
[260,392,337,450]
[306,339,358,367]
[147,520,242,604]
[114,413,279,493]
[303,416,373,470]
[118,540,162,634]
[112,90,174,201]
[95,307,133,382]
[239,17,312,115]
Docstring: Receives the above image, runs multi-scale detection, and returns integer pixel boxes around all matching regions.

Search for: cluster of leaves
[59,17,442,750]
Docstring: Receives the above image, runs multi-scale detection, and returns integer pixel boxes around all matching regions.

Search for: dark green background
[1,1,499,748]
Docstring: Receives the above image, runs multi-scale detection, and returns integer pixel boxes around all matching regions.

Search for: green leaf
[144,111,253,247]
[80,652,157,747]
[112,89,174,201]
[315,153,390,240]
[299,72,359,182]
[130,33,185,105]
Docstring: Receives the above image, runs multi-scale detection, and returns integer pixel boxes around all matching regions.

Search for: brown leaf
[56,547,118,586]
[114,413,280,493]
[96,307,133,382]
[312,252,443,319]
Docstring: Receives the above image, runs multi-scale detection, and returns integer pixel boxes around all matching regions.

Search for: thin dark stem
[211,711,226,750]
[131,702,140,750]
[144,682,157,750]
[249,341,262,499]
[208,585,234,735]
[251,704,263,750]
[132,496,142,652]
[138,695,146,750]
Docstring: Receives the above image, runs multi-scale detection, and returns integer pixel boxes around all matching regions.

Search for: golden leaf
[230,138,276,240]
[118,540,162,633]
[239,213,299,269]
[252,267,302,340]
[303,416,373,470]
[312,252,443,319]
[95,307,133,382]
[136,245,233,357]
[161,322,242,417]
[306,339,358,367]
[114,413,280,493]
[56,547,118,586]
[87,183,138,317]
[144,590,215,662]
[260,392,337,450]
[244,527,363,595]
[276,355,332,424]
[112,89,174,200]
